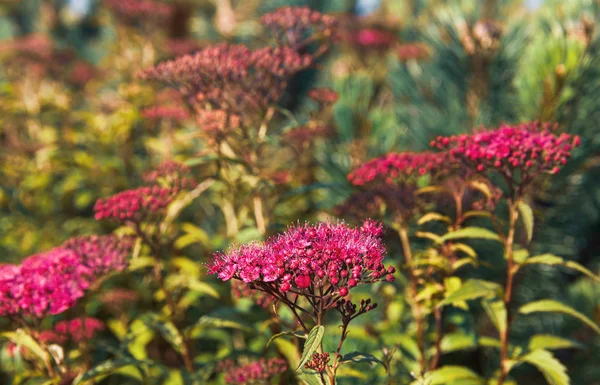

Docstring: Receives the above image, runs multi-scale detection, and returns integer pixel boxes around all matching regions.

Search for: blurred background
[0,0,599,384]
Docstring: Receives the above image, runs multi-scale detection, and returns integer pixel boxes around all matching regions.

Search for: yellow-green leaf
[529,335,582,351]
[439,227,501,243]
[439,279,501,307]
[522,254,599,282]
[418,212,452,225]
[519,299,600,334]
[517,201,534,243]
[297,325,325,371]
[520,350,569,385]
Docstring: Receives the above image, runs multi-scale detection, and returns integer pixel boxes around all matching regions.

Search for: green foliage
[296,325,325,371]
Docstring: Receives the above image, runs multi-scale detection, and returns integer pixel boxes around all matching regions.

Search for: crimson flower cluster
[431,122,581,185]
[308,88,339,106]
[305,352,330,373]
[348,151,450,186]
[104,0,173,23]
[39,317,105,344]
[218,357,287,385]
[397,43,430,61]
[138,44,311,120]
[94,186,177,223]
[208,221,393,301]
[347,28,397,50]
[0,248,92,318]
[261,6,337,53]
[143,160,196,190]
[141,105,190,122]
[62,235,133,277]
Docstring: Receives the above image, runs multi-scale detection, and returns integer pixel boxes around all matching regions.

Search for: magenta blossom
[63,235,133,277]
[94,186,177,223]
[0,248,93,318]
[431,122,581,184]
[208,221,393,299]
[348,151,451,186]
[218,357,287,385]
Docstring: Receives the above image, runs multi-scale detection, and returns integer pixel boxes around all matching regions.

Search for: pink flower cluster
[62,235,133,277]
[143,160,196,190]
[218,357,287,385]
[94,186,177,223]
[260,6,337,50]
[141,105,190,121]
[195,109,241,142]
[208,221,393,298]
[0,248,92,318]
[348,152,450,186]
[304,352,330,372]
[39,317,105,344]
[104,0,173,22]
[138,44,311,118]
[431,122,581,179]
[308,88,339,105]
[397,43,430,61]
[348,28,397,49]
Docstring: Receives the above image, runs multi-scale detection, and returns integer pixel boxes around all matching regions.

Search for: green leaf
[187,279,220,299]
[340,351,383,366]
[298,370,327,385]
[522,254,599,282]
[266,331,306,348]
[517,201,534,242]
[529,335,582,351]
[185,315,253,337]
[439,227,501,243]
[72,358,144,385]
[0,329,47,362]
[479,337,501,349]
[482,300,507,333]
[423,366,484,385]
[438,279,501,307]
[520,350,569,385]
[519,299,600,334]
[418,212,452,225]
[141,314,184,354]
[440,333,476,353]
[296,325,325,371]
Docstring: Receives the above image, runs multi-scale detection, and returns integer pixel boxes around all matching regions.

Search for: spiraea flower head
[304,352,330,373]
[431,122,581,187]
[143,160,196,190]
[104,0,173,23]
[0,248,93,318]
[347,28,397,50]
[141,105,190,121]
[218,357,287,385]
[208,221,393,301]
[397,43,430,61]
[62,235,133,277]
[94,186,178,224]
[138,44,312,120]
[55,317,105,343]
[260,6,337,52]
[308,87,339,105]
[348,151,451,186]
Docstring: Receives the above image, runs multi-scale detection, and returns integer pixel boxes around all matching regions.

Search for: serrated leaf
[521,350,569,385]
[519,299,600,334]
[421,366,484,385]
[438,279,501,307]
[0,329,46,362]
[517,201,534,242]
[72,358,143,385]
[340,351,383,366]
[482,300,507,333]
[418,212,452,225]
[266,331,306,348]
[529,335,582,351]
[439,227,501,243]
[522,254,599,282]
[296,326,325,371]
